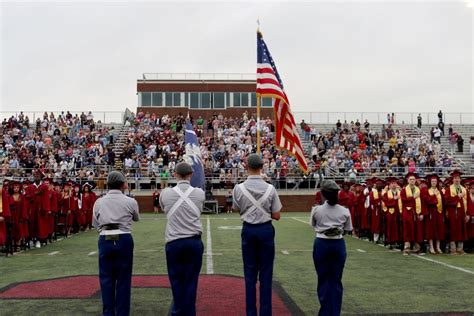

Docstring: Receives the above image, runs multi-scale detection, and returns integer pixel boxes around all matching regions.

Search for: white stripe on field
[48,251,59,256]
[413,255,474,275]
[206,216,214,274]
[291,217,309,225]
[281,250,290,255]
[356,249,366,253]
[88,251,97,256]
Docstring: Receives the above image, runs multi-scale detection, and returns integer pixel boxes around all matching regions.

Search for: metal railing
[141,73,256,81]
[2,110,472,126]
[0,111,125,124]
[1,166,467,188]
[292,112,474,125]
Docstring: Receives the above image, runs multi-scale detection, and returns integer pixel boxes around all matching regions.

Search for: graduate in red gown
[37,176,52,245]
[352,183,365,237]
[421,174,445,254]
[0,179,11,247]
[400,172,425,254]
[81,183,96,230]
[49,181,61,240]
[60,181,74,236]
[359,181,372,236]
[370,179,385,243]
[8,181,29,248]
[443,170,471,255]
[464,179,474,253]
[338,182,356,233]
[72,183,84,230]
[382,177,400,248]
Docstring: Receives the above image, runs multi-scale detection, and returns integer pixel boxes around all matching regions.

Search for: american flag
[256,31,309,173]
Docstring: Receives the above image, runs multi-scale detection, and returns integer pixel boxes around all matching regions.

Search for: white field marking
[203,252,223,256]
[281,250,290,255]
[48,251,59,256]
[206,216,214,274]
[413,255,474,275]
[88,251,97,256]
[356,249,366,253]
[291,217,309,224]
[217,226,242,230]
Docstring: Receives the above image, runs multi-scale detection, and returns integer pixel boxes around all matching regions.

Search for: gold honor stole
[449,184,467,210]
[405,186,422,214]
[386,189,402,214]
[428,188,443,213]
[381,189,387,212]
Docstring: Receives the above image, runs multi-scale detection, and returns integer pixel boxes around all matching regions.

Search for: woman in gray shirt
[310,180,353,316]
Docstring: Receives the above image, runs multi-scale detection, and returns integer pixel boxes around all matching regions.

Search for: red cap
[64,181,73,187]
[425,174,440,182]
[462,178,474,186]
[450,170,463,178]
[374,178,386,186]
[405,172,419,180]
[386,177,398,184]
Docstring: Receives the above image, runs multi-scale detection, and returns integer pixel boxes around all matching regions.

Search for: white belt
[316,233,343,239]
[100,230,130,236]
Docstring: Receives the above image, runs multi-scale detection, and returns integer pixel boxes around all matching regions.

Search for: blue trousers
[98,234,134,316]
[241,221,275,316]
[165,236,204,316]
[313,238,346,316]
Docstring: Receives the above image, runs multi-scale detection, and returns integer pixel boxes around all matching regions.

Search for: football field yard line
[206,216,214,274]
[291,217,309,225]
[413,254,474,275]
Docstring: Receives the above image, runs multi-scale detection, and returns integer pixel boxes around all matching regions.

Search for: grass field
[1,212,473,315]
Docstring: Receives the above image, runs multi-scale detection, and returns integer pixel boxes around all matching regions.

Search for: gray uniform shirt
[232,175,282,224]
[310,202,353,239]
[160,180,205,243]
[92,190,140,233]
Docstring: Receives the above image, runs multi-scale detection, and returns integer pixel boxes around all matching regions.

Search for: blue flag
[184,120,206,190]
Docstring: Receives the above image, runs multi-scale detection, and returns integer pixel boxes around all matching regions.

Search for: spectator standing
[457,135,464,153]
[417,114,422,129]
[438,110,443,123]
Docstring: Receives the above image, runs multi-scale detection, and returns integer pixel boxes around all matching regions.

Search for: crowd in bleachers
[1,110,469,191]
[0,111,115,183]
[121,111,310,188]
[304,118,458,180]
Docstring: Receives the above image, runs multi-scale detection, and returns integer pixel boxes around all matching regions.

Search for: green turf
[1,213,474,315]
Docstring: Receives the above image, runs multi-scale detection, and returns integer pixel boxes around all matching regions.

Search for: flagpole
[257,94,261,154]
[256,19,261,155]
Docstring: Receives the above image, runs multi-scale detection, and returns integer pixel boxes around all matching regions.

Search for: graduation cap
[386,177,398,184]
[22,179,32,185]
[405,172,419,180]
[462,178,474,187]
[64,181,73,187]
[374,178,386,186]
[449,169,463,178]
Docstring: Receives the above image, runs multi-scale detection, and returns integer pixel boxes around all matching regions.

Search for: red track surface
[0,275,293,315]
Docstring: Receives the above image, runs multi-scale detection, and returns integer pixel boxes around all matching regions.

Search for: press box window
[201,93,211,108]
[152,93,162,106]
[213,93,225,109]
[173,93,181,106]
[142,93,152,107]
[190,93,199,109]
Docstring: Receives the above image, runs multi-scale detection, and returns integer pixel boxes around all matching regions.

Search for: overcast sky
[1,0,473,115]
